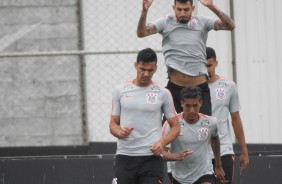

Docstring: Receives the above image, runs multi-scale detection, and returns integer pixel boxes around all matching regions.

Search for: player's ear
[199,99,203,107]
[180,100,184,108]
[134,62,138,69]
[215,60,219,67]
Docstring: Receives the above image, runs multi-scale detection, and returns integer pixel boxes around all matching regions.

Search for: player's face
[181,98,202,123]
[206,58,218,78]
[173,1,194,23]
[134,61,157,87]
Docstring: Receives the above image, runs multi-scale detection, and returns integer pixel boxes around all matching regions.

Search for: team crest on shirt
[188,19,198,30]
[146,93,158,104]
[216,88,226,100]
[198,128,209,141]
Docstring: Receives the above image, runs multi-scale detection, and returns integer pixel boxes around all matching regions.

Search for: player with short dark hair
[206,47,249,184]
[162,86,225,184]
[110,48,180,184]
[137,0,235,116]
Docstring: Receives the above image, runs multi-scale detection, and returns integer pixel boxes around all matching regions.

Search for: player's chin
[188,114,197,119]
[141,78,150,84]
[178,18,188,23]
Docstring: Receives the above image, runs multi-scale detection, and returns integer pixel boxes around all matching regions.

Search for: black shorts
[166,80,212,115]
[114,154,164,184]
[172,174,216,184]
[212,154,235,184]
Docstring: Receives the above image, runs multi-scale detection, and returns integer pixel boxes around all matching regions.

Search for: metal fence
[0,0,231,146]
[0,0,175,146]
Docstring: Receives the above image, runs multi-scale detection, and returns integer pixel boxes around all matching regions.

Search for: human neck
[132,79,151,87]
[182,113,199,124]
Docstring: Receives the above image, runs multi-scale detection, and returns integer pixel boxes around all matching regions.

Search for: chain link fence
[0,0,229,146]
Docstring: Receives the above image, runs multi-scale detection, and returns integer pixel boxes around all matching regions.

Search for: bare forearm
[209,4,235,30]
[162,151,179,161]
[211,136,222,167]
[233,121,248,154]
[109,122,121,138]
[162,125,180,146]
[163,117,180,146]
[137,10,149,37]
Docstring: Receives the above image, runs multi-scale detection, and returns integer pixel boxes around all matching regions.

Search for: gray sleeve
[201,16,216,31]
[162,89,176,119]
[111,88,121,116]
[229,83,241,113]
[152,16,166,33]
[212,122,219,137]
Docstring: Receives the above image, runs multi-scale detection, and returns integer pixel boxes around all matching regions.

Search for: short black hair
[174,0,193,5]
[137,48,157,63]
[206,47,216,60]
[181,86,202,101]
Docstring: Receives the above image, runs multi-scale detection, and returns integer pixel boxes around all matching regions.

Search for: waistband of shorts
[167,80,208,89]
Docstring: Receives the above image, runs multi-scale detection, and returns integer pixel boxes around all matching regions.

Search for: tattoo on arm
[146,23,156,34]
[213,9,233,30]
[137,17,146,31]
[221,12,232,28]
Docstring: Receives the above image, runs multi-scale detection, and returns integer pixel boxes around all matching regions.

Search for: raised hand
[198,0,213,8]
[142,0,154,11]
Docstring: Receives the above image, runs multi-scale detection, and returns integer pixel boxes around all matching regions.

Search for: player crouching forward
[162,86,225,184]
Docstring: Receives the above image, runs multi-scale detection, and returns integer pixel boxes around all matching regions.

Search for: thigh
[194,174,216,184]
[221,155,235,184]
[138,155,164,184]
[115,155,139,184]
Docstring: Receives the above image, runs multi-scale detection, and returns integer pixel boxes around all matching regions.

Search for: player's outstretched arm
[162,147,193,161]
[137,0,157,37]
[198,0,235,30]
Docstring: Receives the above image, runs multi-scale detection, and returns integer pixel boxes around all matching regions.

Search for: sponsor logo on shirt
[198,128,209,141]
[146,93,158,104]
[151,86,161,91]
[123,84,134,91]
[218,81,227,87]
[200,119,210,127]
[215,88,226,100]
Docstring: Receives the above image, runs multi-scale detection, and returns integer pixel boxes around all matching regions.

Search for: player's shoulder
[150,82,169,92]
[217,75,237,87]
[115,80,134,91]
